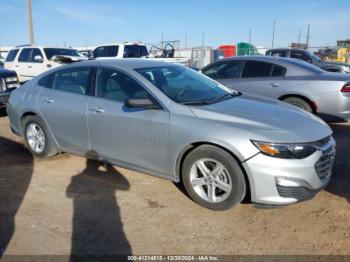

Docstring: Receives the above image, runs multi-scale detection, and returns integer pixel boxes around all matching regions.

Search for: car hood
[0,68,17,77]
[190,94,332,143]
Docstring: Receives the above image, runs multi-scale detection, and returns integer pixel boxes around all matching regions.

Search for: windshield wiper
[179,91,240,106]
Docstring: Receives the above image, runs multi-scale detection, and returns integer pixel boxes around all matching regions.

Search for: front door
[87,67,170,176]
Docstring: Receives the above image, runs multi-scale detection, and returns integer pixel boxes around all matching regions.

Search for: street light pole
[26,0,35,45]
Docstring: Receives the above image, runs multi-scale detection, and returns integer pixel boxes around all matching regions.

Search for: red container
[219,45,236,57]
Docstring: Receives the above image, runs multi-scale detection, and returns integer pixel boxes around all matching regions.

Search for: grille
[315,143,335,181]
[276,185,317,201]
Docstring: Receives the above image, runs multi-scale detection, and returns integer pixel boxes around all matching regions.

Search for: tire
[22,115,57,158]
[282,97,313,113]
[182,145,246,210]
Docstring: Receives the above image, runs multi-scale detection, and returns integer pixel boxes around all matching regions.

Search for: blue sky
[0,0,349,48]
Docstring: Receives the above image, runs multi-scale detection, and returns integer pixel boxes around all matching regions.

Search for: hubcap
[189,158,232,203]
[26,123,46,154]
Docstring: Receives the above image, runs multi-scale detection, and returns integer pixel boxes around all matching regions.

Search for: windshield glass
[44,48,82,59]
[136,66,237,104]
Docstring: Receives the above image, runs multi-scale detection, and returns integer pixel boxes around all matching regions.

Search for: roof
[77,58,179,69]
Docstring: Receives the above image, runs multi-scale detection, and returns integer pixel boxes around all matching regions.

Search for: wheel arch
[175,141,251,202]
[279,93,317,113]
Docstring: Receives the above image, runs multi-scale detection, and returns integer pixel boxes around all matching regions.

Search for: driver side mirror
[125,98,160,109]
[34,55,44,63]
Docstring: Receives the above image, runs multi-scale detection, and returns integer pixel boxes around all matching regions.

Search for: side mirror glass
[34,55,43,63]
[125,98,159,109]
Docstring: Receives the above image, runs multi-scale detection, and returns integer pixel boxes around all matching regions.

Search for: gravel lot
[0,112,349,256]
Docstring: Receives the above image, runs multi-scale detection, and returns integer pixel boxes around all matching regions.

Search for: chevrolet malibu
[7,60,336,210]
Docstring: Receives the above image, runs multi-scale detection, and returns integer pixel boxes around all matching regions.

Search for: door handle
[90,106,105,113]
[270,83,280,88]
[28,66,32,68]
[15,65,19,67]
[40,97,54,104]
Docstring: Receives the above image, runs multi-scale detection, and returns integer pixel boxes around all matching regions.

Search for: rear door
[226,60,286,98]
[37,66,92,154]
[87,66,170,175]
[4,49,19,71]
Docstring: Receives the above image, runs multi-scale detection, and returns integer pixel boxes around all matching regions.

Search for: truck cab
[90,42,190,66]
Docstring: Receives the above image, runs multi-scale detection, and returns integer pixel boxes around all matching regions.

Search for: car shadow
[325,124,350,203]
[67,159,132,261]
[0,136,33,256]
[0,108,7,117]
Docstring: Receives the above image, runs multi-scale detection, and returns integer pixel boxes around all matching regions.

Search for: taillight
[341,84,350,93]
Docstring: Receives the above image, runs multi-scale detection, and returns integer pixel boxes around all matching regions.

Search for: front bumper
[243,139,335,206]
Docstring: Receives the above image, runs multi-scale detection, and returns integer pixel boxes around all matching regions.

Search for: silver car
[7,59,335,210]
[201,56,350,122]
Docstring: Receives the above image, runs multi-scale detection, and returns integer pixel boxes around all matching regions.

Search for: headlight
[0,78,6,92]
[251,140,317,159]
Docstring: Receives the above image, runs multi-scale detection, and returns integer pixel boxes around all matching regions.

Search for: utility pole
[248,27,252,55]
[201,31,205,47]
[161,32,164,49]
[185,33,188,49]
[26,0,34,45]
[297,30,302,43]
[272,18,276,48]
[306,24,310,48]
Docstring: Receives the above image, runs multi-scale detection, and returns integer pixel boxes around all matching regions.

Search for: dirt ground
[0,113,349,257]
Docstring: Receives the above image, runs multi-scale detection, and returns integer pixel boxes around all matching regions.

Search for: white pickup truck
[5,46,87,83]
[90,42,190,66]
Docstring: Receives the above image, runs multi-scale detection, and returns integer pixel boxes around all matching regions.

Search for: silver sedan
[202,56,350,122]
[7,59,335,210]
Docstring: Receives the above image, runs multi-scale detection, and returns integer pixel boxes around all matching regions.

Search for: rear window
[242,61,273,78]
[5,49,19,62]
[271,65,287,77]
[123,45,149,58]
[93,46,119,58]
[44,48,81,59]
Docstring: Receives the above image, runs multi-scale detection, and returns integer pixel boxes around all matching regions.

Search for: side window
[18,49,32,62]
[271,50,286,57]
[290,51,312,63]
[38,73,53,88]
[271,65,287,77]
[52,67,91,95]
[242,61,273,78]
[202,61,243,79]
[95,67,150,103]
[30,48,43,63]
[5,49,19,62]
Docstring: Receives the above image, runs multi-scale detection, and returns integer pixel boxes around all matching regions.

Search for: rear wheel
[282,97,313,113]
[22,115,57,158]
[182,145,246,210]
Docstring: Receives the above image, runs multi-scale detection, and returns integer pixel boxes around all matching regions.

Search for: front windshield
[135,66,238,105]
[44,48,82,59]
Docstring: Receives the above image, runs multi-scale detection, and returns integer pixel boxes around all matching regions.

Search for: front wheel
[22,115,57,158]
[182,145,246,210]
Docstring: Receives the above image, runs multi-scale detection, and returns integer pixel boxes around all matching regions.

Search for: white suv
[5,46,87,83]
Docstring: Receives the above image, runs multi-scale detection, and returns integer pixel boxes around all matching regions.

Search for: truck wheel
[182,145,246,210]
[22,115,57,158]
